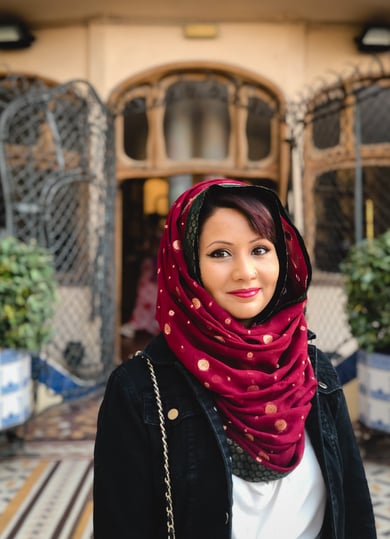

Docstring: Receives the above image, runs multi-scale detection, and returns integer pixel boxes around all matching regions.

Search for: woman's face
[199,207,280,327]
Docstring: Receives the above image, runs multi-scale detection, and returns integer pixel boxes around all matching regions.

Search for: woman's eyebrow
[205,236,265,249]
[205,240,233,248]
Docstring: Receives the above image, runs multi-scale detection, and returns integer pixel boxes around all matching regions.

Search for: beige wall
[0,26,87,82]
[0,21,366,103]
[304,23,370,94]
[101,22,307,98]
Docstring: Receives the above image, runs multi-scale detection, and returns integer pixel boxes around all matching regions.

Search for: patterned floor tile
[0,457,93,539]
[0,459,39,515]
[15,390,103,443]
[364,461,390,538]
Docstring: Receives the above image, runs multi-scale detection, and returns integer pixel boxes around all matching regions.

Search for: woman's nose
[232,257,257,280]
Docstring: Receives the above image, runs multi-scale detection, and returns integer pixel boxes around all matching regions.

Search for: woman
[93,178,376,538]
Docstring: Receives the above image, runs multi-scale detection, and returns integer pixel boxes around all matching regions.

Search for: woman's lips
[227,288,260,298]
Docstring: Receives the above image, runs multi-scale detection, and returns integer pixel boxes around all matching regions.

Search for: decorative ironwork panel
[0,78,116,389]
[289,57,390,360]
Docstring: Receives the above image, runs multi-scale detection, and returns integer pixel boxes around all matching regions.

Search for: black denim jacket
[93,334,376,539]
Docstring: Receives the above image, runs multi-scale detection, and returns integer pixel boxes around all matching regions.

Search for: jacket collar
[143,332,175,365]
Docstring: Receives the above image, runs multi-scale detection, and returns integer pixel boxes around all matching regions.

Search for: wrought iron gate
[289,56,390,360]
[0,77,116,385]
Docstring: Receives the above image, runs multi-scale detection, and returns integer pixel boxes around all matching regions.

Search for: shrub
[0,235,57,352]
[340,229,390,354]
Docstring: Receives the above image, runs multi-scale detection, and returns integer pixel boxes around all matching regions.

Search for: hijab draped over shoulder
[155,178,317,475]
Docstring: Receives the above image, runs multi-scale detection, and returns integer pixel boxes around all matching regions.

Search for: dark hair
[198,186,277,244]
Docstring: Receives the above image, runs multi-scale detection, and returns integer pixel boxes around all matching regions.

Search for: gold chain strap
[141,353,176,539]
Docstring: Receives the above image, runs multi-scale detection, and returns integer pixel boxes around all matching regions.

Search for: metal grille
[0,74,50,229]
[290,58,390,360]
[0,78,116,388]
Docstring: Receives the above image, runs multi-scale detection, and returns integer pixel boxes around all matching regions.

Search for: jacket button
[167,408,179,420]
[318,381,328,389]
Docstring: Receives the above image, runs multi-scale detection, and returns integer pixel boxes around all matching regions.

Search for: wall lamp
[0,16,35,50]
[355,23,390,53]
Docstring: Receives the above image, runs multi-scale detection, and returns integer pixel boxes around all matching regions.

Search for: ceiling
[1,0,390,27]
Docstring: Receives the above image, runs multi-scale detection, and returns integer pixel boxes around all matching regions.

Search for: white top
[231,432,327,539]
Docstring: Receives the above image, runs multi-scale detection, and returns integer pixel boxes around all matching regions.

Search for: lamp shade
[355,24,390,53]
[0,17,35,50]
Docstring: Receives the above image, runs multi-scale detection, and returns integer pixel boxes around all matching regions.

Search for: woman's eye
[208,249,230,258]
[253,246,268,256]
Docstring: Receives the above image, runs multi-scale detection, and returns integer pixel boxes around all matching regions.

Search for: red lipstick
[228,288,260,298]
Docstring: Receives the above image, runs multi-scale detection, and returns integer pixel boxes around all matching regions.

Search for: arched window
[108,63,288,201]
[302,66,390,273]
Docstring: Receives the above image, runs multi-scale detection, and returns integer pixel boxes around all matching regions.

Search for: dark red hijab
[156,179,317,473]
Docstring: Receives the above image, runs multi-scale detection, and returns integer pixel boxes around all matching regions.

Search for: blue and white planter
[358,350,390,433]
[0,349,32,430]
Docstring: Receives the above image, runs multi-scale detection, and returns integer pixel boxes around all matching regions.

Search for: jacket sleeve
[316,349,377,539]
[93,362,159,539]
[335,387,377,538]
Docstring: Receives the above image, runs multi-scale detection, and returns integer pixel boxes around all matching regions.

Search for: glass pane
[358,85,390,144]
[123,97,148,160]
[313,166,390,272]
[246,97,272,160]
[164,80,230,160]
[312,99,342,149]
[362,166,390,236]
[313,169,354,272]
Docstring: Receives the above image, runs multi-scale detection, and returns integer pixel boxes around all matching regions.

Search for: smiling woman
[94,178,376,539]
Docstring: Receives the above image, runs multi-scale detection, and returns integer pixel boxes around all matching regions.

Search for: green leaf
[0,235,57,352]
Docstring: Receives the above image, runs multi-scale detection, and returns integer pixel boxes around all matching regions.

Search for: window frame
[108,62,288,200]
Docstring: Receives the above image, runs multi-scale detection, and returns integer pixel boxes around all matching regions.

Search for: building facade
[0,9,389,387]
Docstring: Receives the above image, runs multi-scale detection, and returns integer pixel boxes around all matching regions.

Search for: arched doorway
[107,61,289,357]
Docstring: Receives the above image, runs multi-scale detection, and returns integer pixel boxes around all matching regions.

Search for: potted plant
[0,235,57,430]
[340,229,390,432]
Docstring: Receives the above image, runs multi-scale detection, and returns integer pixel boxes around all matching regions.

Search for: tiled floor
[0,391,100,539]
[356,426,390,537]
[1,344,390,538]
[364,461,390,537]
